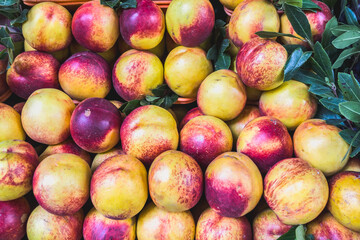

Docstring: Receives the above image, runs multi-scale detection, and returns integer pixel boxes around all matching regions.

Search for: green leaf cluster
[119,84,179,115]
[278,225,314,240]
[100,0,137,10]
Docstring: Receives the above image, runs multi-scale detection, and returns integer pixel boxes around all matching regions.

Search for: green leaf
[151,84,170,96]
[313,42,334,82]
[145,95,160,102]
[332,47,360,69]
[284,3,313,43]
[255,31,303,40]
[295,225,307,240]
[283,44,307,55]
[340,129,360,146]
[119,100,141,115]
[315,104,343,120]
[322,0,337,9]
[163,94,178,109]
[350,145,360,158]
[322,17,338,47]
[0,37,14,50]
[309,84,334,97]
[332,31,360,49]
[0,0,18,7]
[0,27,9,39]
[293,69,326,86]
[284,48,312,81]
[278,226,297,240]
[206,45,217,61]
[10,9,28,27]
[310,57,328,79]
[285,0,303,8]
[339,101,360,123]
[155,97,165,106]
[0,49,7,60]
[331,25,360,36]
[344,6,360,26]
[326,118,346,125]
[338,72,360,102]
[119,0,137,9]
[301,0,322,11]
[319,97,346,115]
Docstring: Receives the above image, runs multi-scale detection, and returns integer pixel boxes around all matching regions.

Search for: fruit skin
[70,98,122,153]
[22,2,72,52]
[229,0,279,48]
[90,154,148,220]
[196,207,252,240]
[259,80,317,130]
[307,212,360,239]
[252,209,292,240]
[91,147,125,172]
[0,197,31,240]
[227,105,261,144]
[33,153,91,216]
[166,0,215,47]
[165,46,213,98]
[0,140,38,201]
[294,119,350,176]
[149,150,203,212]
[120,0,165,50]
[237,116,293,174]
[112,49,163,101]
[39,138,91,165]
[180,115,233,169]
[328,171,360,232]
[264,158,329,225]
[280,0,332,46]
[137,202,195,240]
[6,51,60,99]
[236,38,287,91]
[72,1,119,52]
[220,0,244,10]
[83,208,136,240]
[120,105,179,167]
[21,88,75,145]
[24,40,69,63]
[0,103,25,141]
[205,152,263,218]
[26,205,83,240]
[197,69,247,121]
[179,107,204,129]
[343,158,360,172]
[59,51,111,100]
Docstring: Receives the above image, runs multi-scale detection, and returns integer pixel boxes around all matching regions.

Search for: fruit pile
[0,0,360,239]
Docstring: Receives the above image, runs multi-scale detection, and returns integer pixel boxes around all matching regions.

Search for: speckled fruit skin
[137,202,195,240]
[229,0,279,48]
[33,153,91,216]
[26,206,83,240]
[179,107,204,129]
[166,0,214,47]
[120,105,179,167]
[90,154,148,220]
[0,140,38,201]
[83,208,136,240]
[252,209,292,240]
[165,46,213,98]
[0,197,31,240]
[343,158,360,172]
[72,1,119,52]
[70,98,122,153]
[24,40,69,63]
[39,138,91,165]
[21,88,75,145]
[220,0,244,10]
[6,51,60,99]
[59,52,111,100]
[280,0,332,46]
[0,103,25,141]
[149,150,203,212]
[22,2,72,52]
[197,70,247,121]
[91,147,125,172]
[328,171,360,232]
[264,158,329,225]
[205,152,263,218]
[236,38,287,91]
[236,116,293,174]
[180,115,233,169]
[112,49,163,101]
[120,0,165,50]
[259,80,317,130]
[307,212,360,239]
[227,105,261,144]
[294,119,350,176]
[196,208,252,240]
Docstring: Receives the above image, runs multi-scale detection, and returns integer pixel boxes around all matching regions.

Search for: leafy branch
[100,0,137,10]
[119,84,179,115]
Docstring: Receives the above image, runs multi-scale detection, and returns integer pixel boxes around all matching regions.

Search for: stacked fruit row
[0,0,360,239]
